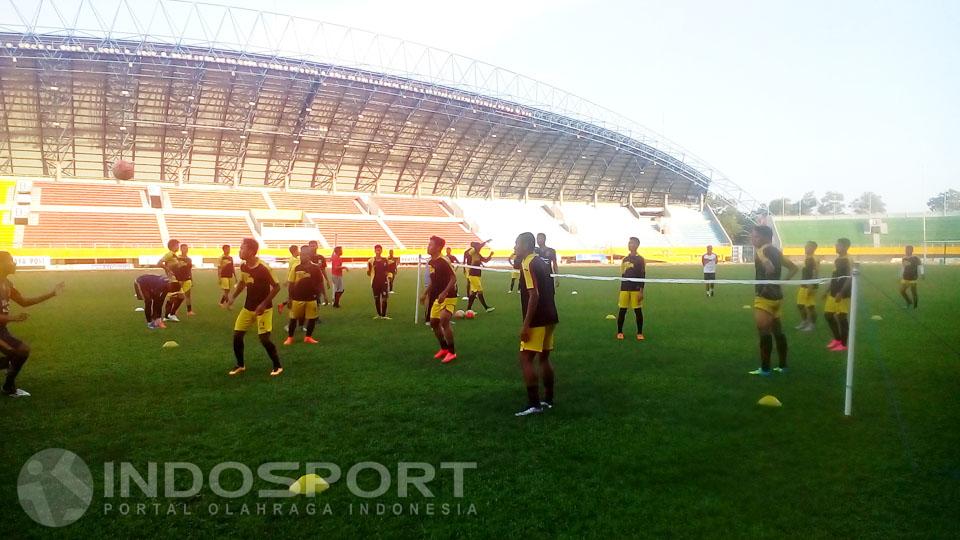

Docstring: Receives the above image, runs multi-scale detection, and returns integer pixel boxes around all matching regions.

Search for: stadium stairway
[664,205,727,247]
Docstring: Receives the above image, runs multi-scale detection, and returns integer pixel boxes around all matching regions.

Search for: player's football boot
[303,336,319,344]
[826,339,841,349]
[166,314,180,323]
[773,367,789,374]
[157,320,168,329]
[514,405,542,417]
[637,334,645,341]
[748,368,772,377]
[485,307,496,313]
[433,349,449,359]
[441,352,457,364]
[228,366,246,376]
[616,333,624,340]
[283,337,294,346]
[2,387,30,397]
[270,367,284,377]
[829,343,848,352]
[539,401,554,410]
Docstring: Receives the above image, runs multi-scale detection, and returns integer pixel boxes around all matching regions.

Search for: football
[453,309,466,319]
[465,310,476,319]
[112,159,135,180]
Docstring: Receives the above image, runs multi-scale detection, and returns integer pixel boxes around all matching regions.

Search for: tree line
[708,189,959,244]
[765,189,960,216]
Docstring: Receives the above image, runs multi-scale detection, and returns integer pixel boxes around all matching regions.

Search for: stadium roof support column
[0,74,12,174]
[159,65,205,184]
[35,54,75,178]
[103,56,139,177]
[216,68,268,186]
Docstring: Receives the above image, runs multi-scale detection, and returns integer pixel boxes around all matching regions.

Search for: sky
[13,0,960,212]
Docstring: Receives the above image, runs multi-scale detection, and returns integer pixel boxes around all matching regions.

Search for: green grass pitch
[2,264,958,538]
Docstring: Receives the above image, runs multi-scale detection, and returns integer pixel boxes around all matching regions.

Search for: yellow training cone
[757,395,782,407]
[289,474,330,496]
[871,315,883,321]
[162,341,179,349]
[742,305,752,309]
[605,314,616,320]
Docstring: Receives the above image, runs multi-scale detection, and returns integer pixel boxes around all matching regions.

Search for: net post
[844,264,860,416]
[413,255,422,325]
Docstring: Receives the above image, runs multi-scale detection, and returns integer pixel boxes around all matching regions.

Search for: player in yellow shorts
[749,226,797,376]
[386,249,399,294]
[422,235,459,364]
[223,238,283,377]
[795,241,819,331]
[899,245,922,309]
[163,244,193,321]
[823,238,852,352]
[178,244,195,316]
[283,245,322,345]
[514,232,559,416]
[217,244,237,305]
[464,240,495,313]
[157,239,183,321]
[616,237,646,341]
[508,252,521,293]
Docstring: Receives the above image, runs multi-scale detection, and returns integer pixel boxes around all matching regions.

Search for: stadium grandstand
[772,214,960,262]
[0,0,759,267]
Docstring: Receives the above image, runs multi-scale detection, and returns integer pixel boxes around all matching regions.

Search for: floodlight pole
[844,264,860,416]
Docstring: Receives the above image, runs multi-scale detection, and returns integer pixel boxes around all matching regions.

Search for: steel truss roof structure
[0,0,761,211]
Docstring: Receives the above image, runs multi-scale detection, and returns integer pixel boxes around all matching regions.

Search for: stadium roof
[0,0,760,211]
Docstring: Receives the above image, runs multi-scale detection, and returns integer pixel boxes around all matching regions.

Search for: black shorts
[372,283,389,297]
[704,273,716,280]
[0,326,24,356]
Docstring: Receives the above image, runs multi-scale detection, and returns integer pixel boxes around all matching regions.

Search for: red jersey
[331,253,344,277]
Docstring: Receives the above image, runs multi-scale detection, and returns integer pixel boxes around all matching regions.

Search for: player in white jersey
[702,245,719,297]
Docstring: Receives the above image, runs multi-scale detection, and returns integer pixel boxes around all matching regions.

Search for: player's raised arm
[10,282,64,307]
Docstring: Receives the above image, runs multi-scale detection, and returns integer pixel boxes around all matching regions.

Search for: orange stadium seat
[167,189,269,210]
[22,212,160,246]
[384,220,479,249]
[312,219,397,249]
[272,192,362,214]
[37,182,144,207]
[165,214,254,247]
[373,197,449,218]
